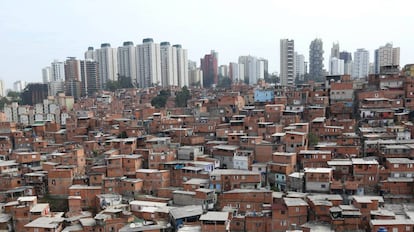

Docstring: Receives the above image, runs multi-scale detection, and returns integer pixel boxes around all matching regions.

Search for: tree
[264,73,279,84]
[159,89,171,97]
[151,89,170,109]
[118,75,133,89]
[0,97,10,109]
[105,75,134,91]
[175,86,190,107]
[105,80,119,92]
[7,91,21,100]
[151,95,167,108]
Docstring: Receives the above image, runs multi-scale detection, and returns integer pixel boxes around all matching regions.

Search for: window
[321,184,326,188]
[394,164,399,168]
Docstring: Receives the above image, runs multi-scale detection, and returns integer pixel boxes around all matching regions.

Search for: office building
[280,39,295,86]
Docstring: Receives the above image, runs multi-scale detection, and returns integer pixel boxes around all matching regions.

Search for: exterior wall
[68,186,102,211]
[136,170,170,195]
[219,190,272,213]
[48,168,74,196]
[209,171,261,192]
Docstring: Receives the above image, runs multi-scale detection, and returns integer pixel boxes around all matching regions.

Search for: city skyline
[1,0,413,88]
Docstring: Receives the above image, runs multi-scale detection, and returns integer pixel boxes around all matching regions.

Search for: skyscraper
[42,67,51,84]
[229,62,240,82]
[331,42,340,58]
[50,60,65,82]
[188,60,203,87]
[201,50,218,87]
[0,80,5,97]
[218,65,228,78]
[64,57,82,99]
[329,57,344,75]
[280,39,295,86]
[49,60,65,96]
[294,53,306,82]
[374,43,400,74]
[309,39,324,81]
[352,48,370,79]
[80,59,99,96]
[95,43,118,89]
[239,55,260,85]
[339,51,352,75]
[136,38,161,88]
[259,58,269,80]
[21,83,48,105]
[173,44,189,87]
[13,80,26,92]
[84,47,97,60]
[160,42,177,87]
[117,41,137,85]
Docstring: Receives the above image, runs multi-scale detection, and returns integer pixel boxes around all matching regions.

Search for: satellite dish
[130,223,136,228]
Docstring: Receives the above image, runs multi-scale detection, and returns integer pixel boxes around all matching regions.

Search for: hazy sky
[1,0,413,89]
